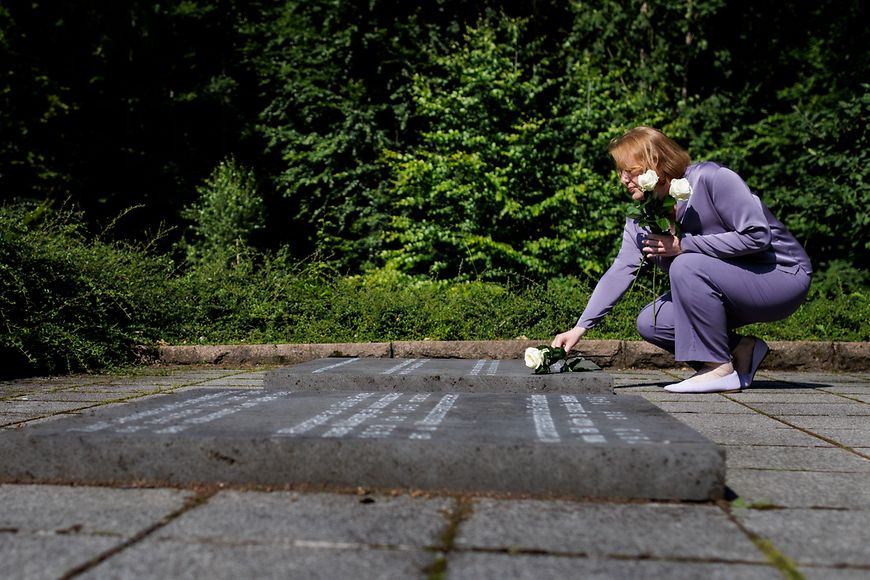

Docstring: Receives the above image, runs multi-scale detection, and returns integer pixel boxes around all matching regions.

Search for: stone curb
[145,340,870,371]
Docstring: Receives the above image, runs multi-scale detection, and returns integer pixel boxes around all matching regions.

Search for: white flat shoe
[664,371,741,393]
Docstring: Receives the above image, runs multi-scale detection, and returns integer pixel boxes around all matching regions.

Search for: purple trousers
[636,253,811,363]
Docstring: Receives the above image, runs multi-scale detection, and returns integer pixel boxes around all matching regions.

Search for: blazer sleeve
[679,167,772,258]
[576,220,645,330]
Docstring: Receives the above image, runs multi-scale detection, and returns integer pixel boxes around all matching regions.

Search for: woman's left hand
[642,233,682,258]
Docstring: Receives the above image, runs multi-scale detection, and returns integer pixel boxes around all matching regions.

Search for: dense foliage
[2,1,866,276]
[3,204,867,377]
[0,1,867,375]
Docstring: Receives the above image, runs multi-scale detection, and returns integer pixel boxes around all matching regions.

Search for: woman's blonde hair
[608,126,690,180]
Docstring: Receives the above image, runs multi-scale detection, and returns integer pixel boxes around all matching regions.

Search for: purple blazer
[577,162,812,330]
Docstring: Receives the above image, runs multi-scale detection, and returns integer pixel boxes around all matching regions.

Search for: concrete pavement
[2,365,869,579]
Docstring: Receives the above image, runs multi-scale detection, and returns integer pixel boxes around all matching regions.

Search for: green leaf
[656,217,671,232]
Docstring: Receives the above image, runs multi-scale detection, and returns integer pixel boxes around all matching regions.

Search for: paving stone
[0,390,724,500]
[0,485,192,534]
[649,400,755,414]
[447,553,782,580]
[0,400,93,414]
[454,500,763,561]
[727,469,870,508]
[777,416,870,430]
[739,383,823,393]
[768,371,860,389]
[728,393,855,404]
[818,387,870,396]
[806,430,870,448]
[155,490,451,548]
[0,534,120,580]
[6,390,153,403]
[722,445,870,472]
[800,566,870,580]
[82,542,433,580]
[0,484,193,580]
[674,414,831,447]
[765,371,847,383]
[265,357,612,394]
[735,508,870,566]
[638,392,736,403]
[67,385,172,394]
[743,404,870,417]
[844,394,870,403]
[0,413,31,427]
[1,385,67,400]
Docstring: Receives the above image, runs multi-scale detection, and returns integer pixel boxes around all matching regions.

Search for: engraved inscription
[68,390,290,435]
[311,358,359,374]
[528,394,560,443]
[274,392,459,441]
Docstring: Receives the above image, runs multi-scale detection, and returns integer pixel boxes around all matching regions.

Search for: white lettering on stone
[408,394,459,439]
[359,423,396,438]
[154,393,285,434]
[67,391,236,433]
[414,394,458,430]
[276,393,374,436]
[468,359,486,376]
[116,407,203,433]
[529,395,560,443]
[560,395,606,444]
[382,359,417,375]
[399,359,429,375]
[322,393,402,438]
[485,360,499,375]
[614,427,654,445]
[311,358,359,374]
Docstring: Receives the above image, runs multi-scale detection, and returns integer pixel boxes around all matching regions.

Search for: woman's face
[618,159,668,201]
[618,167,647,202]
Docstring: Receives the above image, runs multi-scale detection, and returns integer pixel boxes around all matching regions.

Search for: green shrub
[0,203,178,376]
[180,158,264,266]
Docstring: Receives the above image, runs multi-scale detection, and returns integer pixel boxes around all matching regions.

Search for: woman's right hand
[551,326,587,353]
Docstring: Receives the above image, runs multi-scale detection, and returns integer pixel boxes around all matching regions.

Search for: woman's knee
[636,309,651,340]
[636,303,658,341]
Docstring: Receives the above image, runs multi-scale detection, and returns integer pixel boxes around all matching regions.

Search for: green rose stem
[625,187,678,327]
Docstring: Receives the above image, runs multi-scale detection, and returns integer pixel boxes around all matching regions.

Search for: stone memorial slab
[0,389,723,500]
[264,357,612,394]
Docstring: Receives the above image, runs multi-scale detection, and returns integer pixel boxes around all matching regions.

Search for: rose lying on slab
[524,346,591,375]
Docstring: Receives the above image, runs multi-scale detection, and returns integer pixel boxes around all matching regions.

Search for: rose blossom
[524,347,545,369]
[669,178,692,201]
[637,169,659,192]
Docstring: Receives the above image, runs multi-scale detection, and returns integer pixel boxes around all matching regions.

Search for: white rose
[524,347,545,369]
[669,178,692,201]
[637,169,659,192]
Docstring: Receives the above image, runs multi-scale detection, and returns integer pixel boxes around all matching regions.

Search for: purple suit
[577,162,812,363]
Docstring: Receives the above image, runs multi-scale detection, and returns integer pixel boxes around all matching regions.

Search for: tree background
[1,0,867,281]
